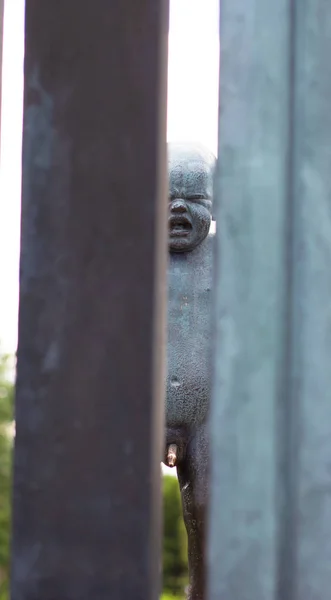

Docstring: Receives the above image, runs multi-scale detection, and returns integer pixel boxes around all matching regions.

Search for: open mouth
[169,216,192,237]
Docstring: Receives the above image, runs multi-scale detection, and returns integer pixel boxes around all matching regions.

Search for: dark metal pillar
[209,1,331,599]
[11,2,169,599]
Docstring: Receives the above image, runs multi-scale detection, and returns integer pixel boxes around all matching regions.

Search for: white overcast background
[0,0,219,384]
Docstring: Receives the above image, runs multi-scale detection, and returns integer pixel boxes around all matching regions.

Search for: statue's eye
[187,194,206,202]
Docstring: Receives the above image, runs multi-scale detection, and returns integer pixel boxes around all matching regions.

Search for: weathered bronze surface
[12,2,168,599]
[209,1,331,599]
[165,142,215,600]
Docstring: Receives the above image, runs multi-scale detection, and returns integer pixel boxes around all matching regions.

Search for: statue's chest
[167,239,212,370]
[166,240,213,425]
[167,252,212,342]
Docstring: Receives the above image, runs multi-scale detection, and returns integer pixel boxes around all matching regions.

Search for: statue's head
[168,142,215,253]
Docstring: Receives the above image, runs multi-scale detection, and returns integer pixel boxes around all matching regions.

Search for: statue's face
[168,143,214,253]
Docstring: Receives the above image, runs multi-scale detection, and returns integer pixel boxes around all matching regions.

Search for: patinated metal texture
[11,2,168,599]
[209,1,331,599]
[166,143,215,600]
[289,4,331,596]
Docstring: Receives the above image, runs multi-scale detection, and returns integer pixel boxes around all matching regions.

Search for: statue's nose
[171,199,187,213]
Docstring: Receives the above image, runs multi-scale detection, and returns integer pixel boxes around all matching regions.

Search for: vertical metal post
[209,1,331,599]
[11,2,168,599]
[291,4,331,597]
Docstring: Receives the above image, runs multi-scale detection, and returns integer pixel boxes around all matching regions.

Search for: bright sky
[0,0,219,356]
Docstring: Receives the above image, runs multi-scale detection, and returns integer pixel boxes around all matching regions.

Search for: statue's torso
[166,234,213,428]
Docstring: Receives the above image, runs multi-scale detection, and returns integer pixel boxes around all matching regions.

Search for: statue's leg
[176,423,209,600]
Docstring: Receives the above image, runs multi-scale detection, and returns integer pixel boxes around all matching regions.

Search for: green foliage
[0,353,13,600]
[162,474,188,596]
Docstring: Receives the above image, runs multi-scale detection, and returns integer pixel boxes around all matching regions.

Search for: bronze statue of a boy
[165,142,215,600]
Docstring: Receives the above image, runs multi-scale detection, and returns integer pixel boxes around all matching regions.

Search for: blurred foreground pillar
[11,2,168,599]
[209,1,331,599]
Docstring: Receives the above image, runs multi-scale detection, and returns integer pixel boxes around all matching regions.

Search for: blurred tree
[162,474,188,596]
[0,353,13,600]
